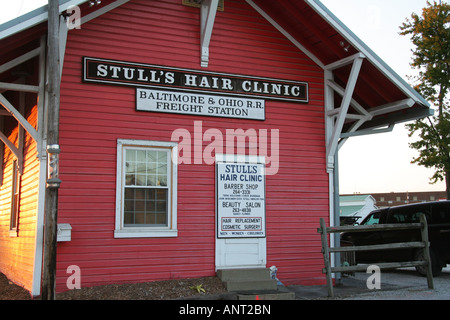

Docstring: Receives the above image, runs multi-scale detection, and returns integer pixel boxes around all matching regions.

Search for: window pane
[147,162,156,175]
[135,188,145,200]
[10,160,20,231]
[145,213,156,224]
[124,187,168,227]
[156,212,166,224]
[135,212,145,224]
[125,161,135,174]
[147,189,156,199]
[124,199,135,211]
[158,174,167,186]
[124,212,134,224]
[124,188,134,199]
[158,163,167,174]
[136,174,146,186]
[147,150,157,162]
[136,150,146,162]
[157,152,167,164]
[156,201,167,212]
[135,199,145,211]
[126,149,136,161]
[156,189,167,199]
[147,174,157,186]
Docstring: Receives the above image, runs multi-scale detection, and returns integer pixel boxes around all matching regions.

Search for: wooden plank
[319,222,422,234]
[326,261,427,273]
[0,82,39,93]
[330,241,425,253]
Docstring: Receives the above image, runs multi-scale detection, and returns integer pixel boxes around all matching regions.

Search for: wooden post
[41,0,61,300]
[420,214,434,290]
[319,218,334,297]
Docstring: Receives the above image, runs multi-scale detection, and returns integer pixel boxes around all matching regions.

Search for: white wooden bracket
[200,0,219,67]
[0,36,46,166]
[325,56,419,171]
[324,53,365,171]
[0,94,38,142]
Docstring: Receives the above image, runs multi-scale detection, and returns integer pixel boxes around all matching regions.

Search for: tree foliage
[400,1,450,198]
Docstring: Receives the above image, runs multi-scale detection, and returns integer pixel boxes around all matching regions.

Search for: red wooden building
[0,0,431,296]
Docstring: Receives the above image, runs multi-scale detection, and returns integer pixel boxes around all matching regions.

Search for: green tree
[400,1,450,199]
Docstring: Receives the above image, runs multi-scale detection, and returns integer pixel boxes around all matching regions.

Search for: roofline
[0,0,88,40]
[340,194,376,202]
[306,0,430,108]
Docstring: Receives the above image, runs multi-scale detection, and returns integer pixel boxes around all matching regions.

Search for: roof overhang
[0,0,432,145]
[306,0,433,128]
[247,0,431,118]
[244,0,432,169]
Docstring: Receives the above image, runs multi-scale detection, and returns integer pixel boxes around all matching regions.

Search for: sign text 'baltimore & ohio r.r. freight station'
[83,57,308,121]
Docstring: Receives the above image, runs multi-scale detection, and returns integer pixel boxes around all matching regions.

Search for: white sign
[136,88,265,120]
[216,162,266,238]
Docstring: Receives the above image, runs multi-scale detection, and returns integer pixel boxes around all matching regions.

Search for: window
[115,139,178,238]
[10,160,20,236]
[388,207,430,223]
[363,212,380,225]
[432,203,450,224]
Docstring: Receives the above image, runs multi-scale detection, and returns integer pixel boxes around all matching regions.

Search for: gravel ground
[0,273,33,300]
[0,273,228,300]
[341,266,450,300]
[2,267,450,300]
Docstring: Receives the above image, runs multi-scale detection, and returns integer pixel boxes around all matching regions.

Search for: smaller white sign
[136,88,265,120]
[216,162,266,238]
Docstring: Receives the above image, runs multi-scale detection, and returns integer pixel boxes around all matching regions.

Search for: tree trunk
[446,169,450,200]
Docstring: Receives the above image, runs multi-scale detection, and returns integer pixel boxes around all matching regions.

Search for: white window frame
[9,159,20,237]
[114,139,178,238]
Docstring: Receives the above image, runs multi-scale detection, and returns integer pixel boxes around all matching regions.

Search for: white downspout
[31,35,47,297]
[31,154,47,296]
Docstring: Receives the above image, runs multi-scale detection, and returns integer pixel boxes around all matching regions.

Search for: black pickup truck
[341,201,450,276]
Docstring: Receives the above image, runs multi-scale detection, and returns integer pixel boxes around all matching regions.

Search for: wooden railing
[318,214,434,297]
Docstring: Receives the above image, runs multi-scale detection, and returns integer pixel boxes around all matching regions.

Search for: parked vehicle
[341,201,450,276]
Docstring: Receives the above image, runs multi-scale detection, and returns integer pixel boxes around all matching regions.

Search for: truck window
[432,203,450,223]
[363,212,380,225]
[388,207,430,223]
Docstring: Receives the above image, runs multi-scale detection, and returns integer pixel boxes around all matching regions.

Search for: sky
[320,0,446,194]
[0,0,447,194]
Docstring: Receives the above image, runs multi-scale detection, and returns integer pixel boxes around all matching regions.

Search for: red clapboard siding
[0,105,40,292]
[56,0,328,292]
